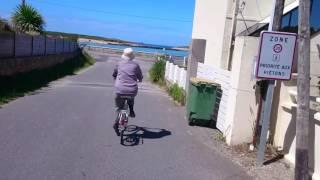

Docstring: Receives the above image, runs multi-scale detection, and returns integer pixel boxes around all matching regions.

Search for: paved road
[0,51,251,180]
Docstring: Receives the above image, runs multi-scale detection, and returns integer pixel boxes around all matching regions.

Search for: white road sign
[256,31,297,80]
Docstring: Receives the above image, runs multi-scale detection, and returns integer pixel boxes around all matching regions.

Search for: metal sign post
[256,0,286,166]
[256,32,296,166]
[256,80,275,166]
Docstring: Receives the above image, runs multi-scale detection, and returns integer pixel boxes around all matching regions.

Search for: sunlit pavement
[0,51,251,180]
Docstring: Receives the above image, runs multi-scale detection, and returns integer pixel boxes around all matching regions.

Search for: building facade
[189,0,320,179]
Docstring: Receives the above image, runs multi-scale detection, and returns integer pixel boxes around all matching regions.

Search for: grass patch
[212,131,226,142]
[149,59,166,86]
[73,51,95,72]
[168,83,186,105]
[0,51,95,105]
[148,56,186,106]
[149,56,186,105]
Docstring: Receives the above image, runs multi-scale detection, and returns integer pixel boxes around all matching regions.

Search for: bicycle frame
[118,108,129,129]
[116,98,131,144]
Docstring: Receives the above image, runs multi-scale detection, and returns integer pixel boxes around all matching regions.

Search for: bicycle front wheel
[120,127,126,145]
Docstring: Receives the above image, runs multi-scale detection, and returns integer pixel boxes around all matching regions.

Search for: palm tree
[11,4,45,34]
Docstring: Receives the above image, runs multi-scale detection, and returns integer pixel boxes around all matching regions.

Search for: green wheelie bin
[187,77,219,126]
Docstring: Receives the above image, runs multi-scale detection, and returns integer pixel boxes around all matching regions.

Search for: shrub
[149,60,166,85]
[156,54,169,61]
[168,83,186,105]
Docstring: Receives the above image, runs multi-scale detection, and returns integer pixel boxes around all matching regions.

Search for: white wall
[191,0,320,177]
[192,0,229,67]
[221,0,297,68]
[197,63,231,132]
[228,0,297,22]
[225,36,260,145]
[194,36,259,145]
[192,0,297,69]
[272,33,320,180]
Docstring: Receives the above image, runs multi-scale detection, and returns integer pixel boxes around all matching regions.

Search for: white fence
[165,61,187,90]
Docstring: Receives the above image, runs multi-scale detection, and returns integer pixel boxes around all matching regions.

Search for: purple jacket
[113,60,143,95]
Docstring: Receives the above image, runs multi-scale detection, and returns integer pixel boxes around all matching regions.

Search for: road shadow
[120,125,171,146]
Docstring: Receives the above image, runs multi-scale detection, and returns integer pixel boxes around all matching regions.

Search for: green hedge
[168,83,186,105]
[149,56,186,106]
[149,59,166,85]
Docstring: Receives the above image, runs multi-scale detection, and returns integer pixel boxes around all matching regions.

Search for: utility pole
[269,0,285,31]
[227,0,240,70]
[256,0,285,166]
[295,0,311,179]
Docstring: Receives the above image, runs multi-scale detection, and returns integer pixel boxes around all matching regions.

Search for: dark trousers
[115,94,135,112]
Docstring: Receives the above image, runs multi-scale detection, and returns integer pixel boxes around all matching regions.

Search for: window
[243,0,320,37]
[310,0,320,33]
[281,7,298,33]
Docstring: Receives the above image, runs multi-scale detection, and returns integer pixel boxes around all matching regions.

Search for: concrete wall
[221,0,297,69]
[225,0,296,23]
[0,32,14,58]
[15,34,32,57]
[32,35,45,56]
[0,53,80,76]
[192,0,229,67]
[0,32,78,58]
[170,36,259,144]
[55,38,64,54]
[225,36,259,145]
[0,32,80,76]
[191,0,319,177]
[63,40,70,53]
[272,33,320,180]
[197,63,231,132]
[192,0,297,69]
[45,37,56,55]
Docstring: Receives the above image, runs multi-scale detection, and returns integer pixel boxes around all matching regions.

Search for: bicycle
[115,96,133,144]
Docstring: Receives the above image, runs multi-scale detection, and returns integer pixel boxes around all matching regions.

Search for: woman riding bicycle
[112,48,143,131]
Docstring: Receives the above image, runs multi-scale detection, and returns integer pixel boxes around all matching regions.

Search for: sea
[81,42,189,57]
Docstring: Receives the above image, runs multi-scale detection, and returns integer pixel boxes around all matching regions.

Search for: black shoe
[129,111,136,118]
[113,123,120,136]
[115,130,120,136]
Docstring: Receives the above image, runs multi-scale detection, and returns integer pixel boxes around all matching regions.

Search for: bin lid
[190,77,220,86]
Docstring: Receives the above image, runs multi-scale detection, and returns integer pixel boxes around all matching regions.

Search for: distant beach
[78,39,189,58]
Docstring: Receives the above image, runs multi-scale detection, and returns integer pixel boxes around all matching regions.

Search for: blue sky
[0,0,195,46]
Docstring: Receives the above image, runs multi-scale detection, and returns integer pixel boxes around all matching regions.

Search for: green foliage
[149,56,186,105]
[0,52,94,105]
[156,55,169,61]
[168,83,186,105]
[149,60,166,85]
[11,4,45,33]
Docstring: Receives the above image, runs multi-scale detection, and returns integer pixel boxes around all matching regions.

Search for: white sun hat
[121,48,135,60]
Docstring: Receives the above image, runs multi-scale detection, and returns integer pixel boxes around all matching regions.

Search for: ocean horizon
[81,42,189,57]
